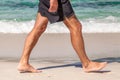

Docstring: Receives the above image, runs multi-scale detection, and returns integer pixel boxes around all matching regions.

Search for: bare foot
[17,64,41,73]
[83,61,107,72]
[48,0,58,12]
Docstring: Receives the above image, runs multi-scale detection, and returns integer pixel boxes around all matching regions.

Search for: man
[17,0,107,73]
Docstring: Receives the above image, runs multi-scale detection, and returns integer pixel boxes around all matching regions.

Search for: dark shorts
[38,0,74,23]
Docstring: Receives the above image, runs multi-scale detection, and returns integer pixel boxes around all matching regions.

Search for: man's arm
[48,0,58,12]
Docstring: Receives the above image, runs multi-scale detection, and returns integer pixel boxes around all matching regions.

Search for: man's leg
[63,15,107,72]
[17,13,48,73]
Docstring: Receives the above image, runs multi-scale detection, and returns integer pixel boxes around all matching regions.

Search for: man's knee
[64,15,82,33]
[28,25,47,38]
[34,20,48,35]
[36,25,47,34]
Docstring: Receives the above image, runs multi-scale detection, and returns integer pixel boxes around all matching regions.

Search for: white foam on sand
[0,16,120,33]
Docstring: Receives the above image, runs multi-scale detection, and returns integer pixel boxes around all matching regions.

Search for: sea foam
[0,16,120,33]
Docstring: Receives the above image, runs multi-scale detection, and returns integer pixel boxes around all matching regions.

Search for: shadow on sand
[93,57,120,63]
[37,57,120,73]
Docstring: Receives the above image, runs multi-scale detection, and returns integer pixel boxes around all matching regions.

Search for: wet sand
[0,33,120,80]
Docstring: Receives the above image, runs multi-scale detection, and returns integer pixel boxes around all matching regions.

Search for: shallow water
[0,0,120,33]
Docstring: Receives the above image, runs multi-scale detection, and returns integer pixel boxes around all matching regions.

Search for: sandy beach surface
[0,33,120,58]
[0,58,120,80]
[0,33,120,80]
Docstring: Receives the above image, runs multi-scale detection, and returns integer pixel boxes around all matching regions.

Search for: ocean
[0,0,120,33]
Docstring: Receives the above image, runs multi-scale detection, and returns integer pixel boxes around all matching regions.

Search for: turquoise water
[0,0,120,21]
[0,0,120,33]
[73,0,120,21]
[0,0,38,21]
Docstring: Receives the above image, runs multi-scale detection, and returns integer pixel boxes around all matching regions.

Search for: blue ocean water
[0,0,120,33]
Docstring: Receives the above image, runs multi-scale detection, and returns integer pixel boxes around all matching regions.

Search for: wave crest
[0,17,120,34]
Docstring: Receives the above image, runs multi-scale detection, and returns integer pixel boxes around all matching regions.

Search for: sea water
[0,0,120,33]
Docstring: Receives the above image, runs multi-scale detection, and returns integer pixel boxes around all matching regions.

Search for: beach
[0,59,120,80]
[0,33,120,80]
[0,0,120,79]
[0,33,120,58]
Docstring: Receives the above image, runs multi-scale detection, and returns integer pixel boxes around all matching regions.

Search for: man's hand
[48,0,58,12]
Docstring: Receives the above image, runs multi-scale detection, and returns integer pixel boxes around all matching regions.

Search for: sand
[0,33,120,80]
[0,59,120,80]
[0,33,120,58]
